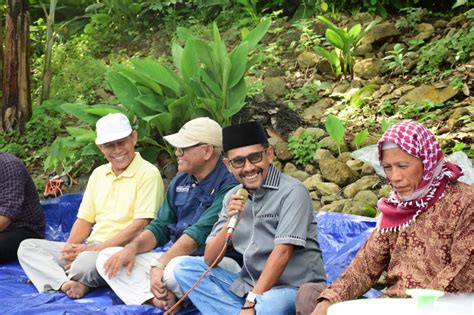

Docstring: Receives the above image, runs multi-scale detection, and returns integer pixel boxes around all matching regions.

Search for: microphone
[226,188,249,241]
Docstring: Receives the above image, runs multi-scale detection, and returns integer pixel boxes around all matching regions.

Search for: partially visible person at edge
[0,152,45,263]
[95,117,240,311]
[296,120,473,315]
[17,113,164,299]
[173,121,326,315]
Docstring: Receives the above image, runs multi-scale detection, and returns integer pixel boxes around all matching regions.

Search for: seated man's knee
[70,251,99,276]
[255,288,297,315]
[17,238,41,258]
[95,247,122,273]
[295,282,326,315]
[173,256,207,282]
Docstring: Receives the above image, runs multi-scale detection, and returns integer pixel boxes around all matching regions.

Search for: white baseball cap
[95,113,133,145]
[163,117,222,148]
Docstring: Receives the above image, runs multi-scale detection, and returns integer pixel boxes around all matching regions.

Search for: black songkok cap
[223,121,268,153]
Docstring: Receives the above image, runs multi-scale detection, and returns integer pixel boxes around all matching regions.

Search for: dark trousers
[0,226,41,263]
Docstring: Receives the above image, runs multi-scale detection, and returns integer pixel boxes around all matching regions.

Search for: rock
[447,14,466,27]
[319,136,349,155]
[302,98,334,121]
[303,105,325,120]
[362,22,400,45]
[316,59,334,75]
[306,127,327,140]
[303,174,323,190]
[266,68,285,77]
[320,199,348,212]
[447,107,469,129]
[292,127,306,138]
[292,170,310,182]
[273,140,293,161]
[343,200,377,217]
[361,163,376,175]
[373,83,394,99]
[312,200,322,211]
[314,149,335,163]
[319,158,357,187]
[378,184,391,198]
[264,77,287,99]
[297,51,320,69]
[283,162,298,176]
[337,152,353,163]
[304,164,317,174]
[353,58,383,79]
[398,84,459,105]
[343,175,381,198]
[95,88,113,100]
[353,43,373,56]
[310,191,320,200]
[321,194,343,205]
[315,98,334,110]
[346,159,364,173]
[415,23,434,41]
[433,19,448,29]
[271,158,283,171]
[353,190,378,206]
[332,83,351,95]
[314,181,341,196]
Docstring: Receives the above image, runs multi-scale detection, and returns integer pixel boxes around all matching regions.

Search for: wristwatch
[150,260,166,270]
[246,291,259,304]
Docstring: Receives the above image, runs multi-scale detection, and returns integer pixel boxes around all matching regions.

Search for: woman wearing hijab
[295,120,473,315]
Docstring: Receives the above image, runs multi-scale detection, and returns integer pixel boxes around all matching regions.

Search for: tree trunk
[40,0,57,102]
[2,0,31,133]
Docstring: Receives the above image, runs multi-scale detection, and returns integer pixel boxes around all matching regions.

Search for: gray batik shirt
[207,165,326,297]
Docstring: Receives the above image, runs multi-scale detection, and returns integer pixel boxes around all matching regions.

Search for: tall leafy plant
[57,19,271,165]
[325,114,345,155]
[314,16,376,77]
[174,18,271,125]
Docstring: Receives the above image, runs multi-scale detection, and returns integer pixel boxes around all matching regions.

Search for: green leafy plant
[414,27,474,82]
[398,100,447,122]
[350,84,378,108]
[383,43,407,76]
[57,19,271,164]
[325,114,345,155]
[288,131,320,166]
[381,118,400,133]
[314,16,376,77]
[353,129,369,149]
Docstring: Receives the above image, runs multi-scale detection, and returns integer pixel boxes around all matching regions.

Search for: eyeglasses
[227,150,266,168]
[176,143,207,156]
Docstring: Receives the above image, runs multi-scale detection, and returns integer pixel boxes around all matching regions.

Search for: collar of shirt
[260,164,280,190]
[185,158,231,196]
[105,152,141,178]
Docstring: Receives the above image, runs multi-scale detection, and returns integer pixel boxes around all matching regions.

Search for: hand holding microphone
[226,188,249,241]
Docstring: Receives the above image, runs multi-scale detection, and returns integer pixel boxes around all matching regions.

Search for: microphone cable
[164,241,229,314]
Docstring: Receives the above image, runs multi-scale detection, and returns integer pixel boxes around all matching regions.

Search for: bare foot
[148,292,180,312]
[60,280,90,299]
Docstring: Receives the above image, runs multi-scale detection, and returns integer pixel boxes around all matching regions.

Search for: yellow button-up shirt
[77,152,163,243]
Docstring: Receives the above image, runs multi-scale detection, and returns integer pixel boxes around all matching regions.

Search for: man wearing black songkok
[174,121,326,314]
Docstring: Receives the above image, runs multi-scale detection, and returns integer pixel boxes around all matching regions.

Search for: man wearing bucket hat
[18,113,164,299]
[96,117,240,310]
[173,121,327,314]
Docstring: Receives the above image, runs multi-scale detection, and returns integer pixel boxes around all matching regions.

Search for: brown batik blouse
[319,182,474,303]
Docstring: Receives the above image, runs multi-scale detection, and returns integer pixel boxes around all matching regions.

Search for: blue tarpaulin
[0,193,378,314]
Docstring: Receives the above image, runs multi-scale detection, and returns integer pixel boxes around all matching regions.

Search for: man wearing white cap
[95,117,240,310]
[18,113,164,299]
